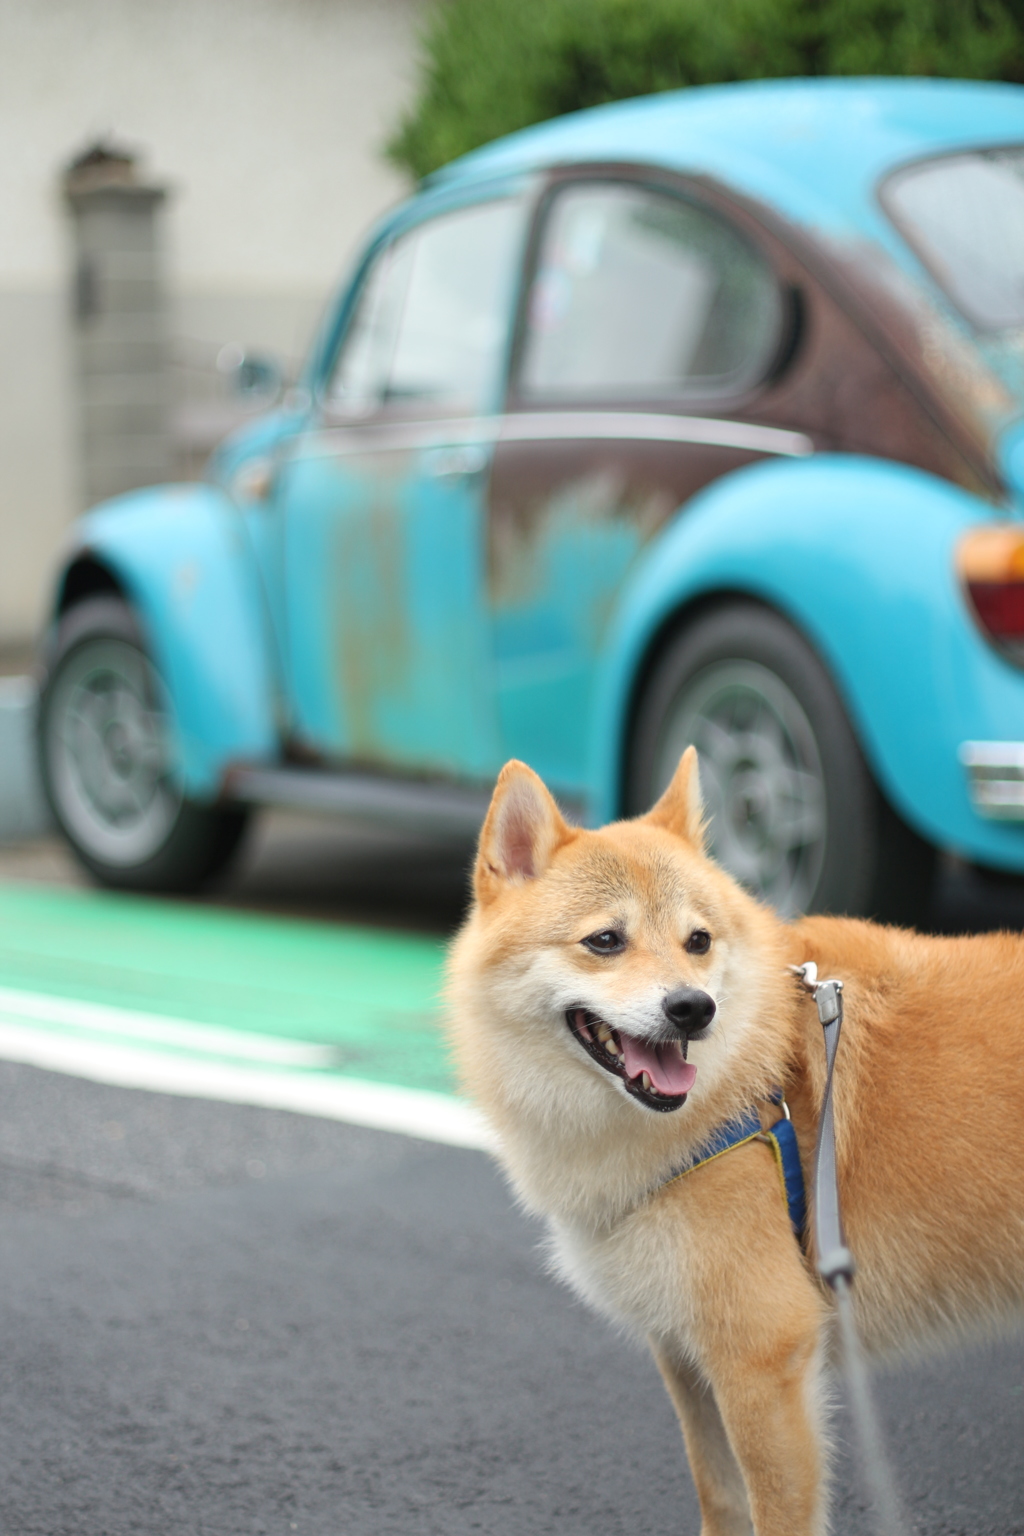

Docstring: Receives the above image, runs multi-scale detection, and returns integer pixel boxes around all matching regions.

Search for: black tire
[626,602,935,923]
[39,596,249,893]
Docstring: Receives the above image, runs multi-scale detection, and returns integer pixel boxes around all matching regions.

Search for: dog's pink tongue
[620,1033,697,1096]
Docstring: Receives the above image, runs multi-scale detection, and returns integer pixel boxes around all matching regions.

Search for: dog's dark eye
[581,930,626,955]
[685,929,712,955]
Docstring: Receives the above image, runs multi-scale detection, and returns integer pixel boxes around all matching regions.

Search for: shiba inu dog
[447,747,1024,1536]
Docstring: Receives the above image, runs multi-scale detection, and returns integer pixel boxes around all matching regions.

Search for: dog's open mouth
[566,1008,696,1112]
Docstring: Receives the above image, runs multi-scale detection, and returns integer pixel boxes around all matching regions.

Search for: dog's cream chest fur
[547,1203,704,1347]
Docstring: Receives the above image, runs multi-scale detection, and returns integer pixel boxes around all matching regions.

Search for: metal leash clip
[790,960,841,1025]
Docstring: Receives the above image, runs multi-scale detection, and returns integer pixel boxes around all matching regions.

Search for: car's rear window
[882,148,1024,332]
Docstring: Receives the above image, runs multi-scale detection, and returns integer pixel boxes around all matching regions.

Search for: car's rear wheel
[626,602,935,922]
[39,596,248,892]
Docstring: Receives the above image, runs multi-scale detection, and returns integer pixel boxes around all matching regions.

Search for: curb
[0,677,54,843]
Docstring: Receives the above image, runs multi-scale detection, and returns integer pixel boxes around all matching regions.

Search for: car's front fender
[57,484,278,798]
[589,454,1024,870]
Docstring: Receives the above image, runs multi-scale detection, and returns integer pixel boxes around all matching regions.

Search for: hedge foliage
[387,0,1024,180]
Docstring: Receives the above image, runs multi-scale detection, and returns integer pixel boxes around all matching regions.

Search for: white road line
[0,1020,494,1152]
[0,984,339,1068]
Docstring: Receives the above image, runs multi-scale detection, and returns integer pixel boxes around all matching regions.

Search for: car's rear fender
[590,454,1024,871]
[53,484,278,799]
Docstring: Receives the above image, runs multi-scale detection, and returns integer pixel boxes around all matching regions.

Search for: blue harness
[660,1091,807,1239]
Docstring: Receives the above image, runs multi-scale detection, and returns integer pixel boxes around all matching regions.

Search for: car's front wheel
[626,602,935,922]
[39,595,248,892]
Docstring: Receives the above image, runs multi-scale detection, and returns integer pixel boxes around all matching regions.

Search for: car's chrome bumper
[959,742,1024,819]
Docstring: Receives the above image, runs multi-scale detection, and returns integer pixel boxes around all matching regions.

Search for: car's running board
[224,765,496,840]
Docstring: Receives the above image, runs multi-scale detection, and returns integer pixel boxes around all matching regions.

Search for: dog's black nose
[662,986,716,1036]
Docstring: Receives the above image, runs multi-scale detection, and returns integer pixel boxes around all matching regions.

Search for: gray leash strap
[805,971,855,1288]
[791,963,909,1536]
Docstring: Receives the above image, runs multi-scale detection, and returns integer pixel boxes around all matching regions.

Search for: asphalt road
[0,817,1023,1535]
[0,1062,1021,1536]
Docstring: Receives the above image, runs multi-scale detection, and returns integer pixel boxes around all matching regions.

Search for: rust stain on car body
[333,467,411,761]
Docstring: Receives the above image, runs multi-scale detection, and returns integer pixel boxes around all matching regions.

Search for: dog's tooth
[605,1036,622,1057]
[641,1071,651,1090]
[596,1022,612,1043]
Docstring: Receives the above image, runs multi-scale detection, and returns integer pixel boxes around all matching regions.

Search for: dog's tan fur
[447,749,1024,1536]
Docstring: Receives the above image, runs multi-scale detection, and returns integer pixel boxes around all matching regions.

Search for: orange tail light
[957,526,1024,653]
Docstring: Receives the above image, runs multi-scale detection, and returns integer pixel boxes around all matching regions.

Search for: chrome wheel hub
[46,637,182,866]
[653,660,827,915]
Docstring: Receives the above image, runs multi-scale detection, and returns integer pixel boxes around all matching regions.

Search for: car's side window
[518,182,781,400]
[328,197,527,417]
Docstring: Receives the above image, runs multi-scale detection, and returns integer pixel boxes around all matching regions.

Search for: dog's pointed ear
[642,745,707,849]
[475,760,571,905]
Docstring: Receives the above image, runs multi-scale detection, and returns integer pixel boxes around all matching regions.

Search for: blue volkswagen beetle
[39,78,1024,920]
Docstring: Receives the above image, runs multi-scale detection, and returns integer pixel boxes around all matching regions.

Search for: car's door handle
[422,444,489,479]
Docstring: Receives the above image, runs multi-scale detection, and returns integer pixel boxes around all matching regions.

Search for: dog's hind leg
[651,1344,753,1536]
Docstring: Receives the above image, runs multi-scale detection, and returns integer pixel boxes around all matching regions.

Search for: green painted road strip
[0,884,491,1149]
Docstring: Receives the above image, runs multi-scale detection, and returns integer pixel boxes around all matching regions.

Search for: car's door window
[329,238,415,412]
[518,182,781,399]
[329,198,527,418]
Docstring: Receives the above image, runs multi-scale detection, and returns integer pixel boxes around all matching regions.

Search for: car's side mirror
[216,343,287,401]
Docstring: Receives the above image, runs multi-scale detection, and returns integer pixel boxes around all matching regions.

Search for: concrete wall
[0,0,420,647]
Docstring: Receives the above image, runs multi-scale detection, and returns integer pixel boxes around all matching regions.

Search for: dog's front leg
[698,1316,826,1536]
[688,1259,827,1533]
[661,1150,829,1536]
[651,1344,753,1536]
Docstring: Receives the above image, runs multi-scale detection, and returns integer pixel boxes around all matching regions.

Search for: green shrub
[387,0,1024,180]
